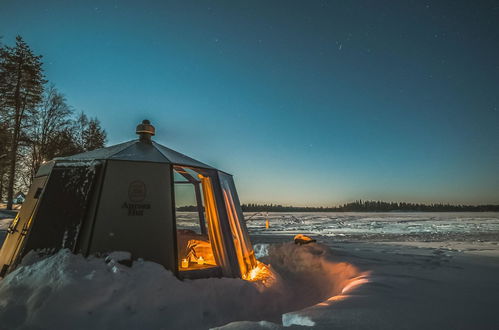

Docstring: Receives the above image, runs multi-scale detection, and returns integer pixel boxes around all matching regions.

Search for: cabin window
[173,166,227,277]
[218,172,257,278]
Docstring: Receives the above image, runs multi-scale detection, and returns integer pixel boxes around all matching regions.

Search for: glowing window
[218,172,257,278]
[174,166,228,276]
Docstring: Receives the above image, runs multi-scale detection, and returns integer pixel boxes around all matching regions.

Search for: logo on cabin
[122,180,151,216]
[128,180,146,202]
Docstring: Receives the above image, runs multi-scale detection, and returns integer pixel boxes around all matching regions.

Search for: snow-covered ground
[0,210,17,243]
[0,210,16,230]
[245,212,499,240]
[0,211,498,329]
[241,212,499,329]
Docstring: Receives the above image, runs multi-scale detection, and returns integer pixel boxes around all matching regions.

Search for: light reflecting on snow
[0,241,370,330]
[341,274,370,294]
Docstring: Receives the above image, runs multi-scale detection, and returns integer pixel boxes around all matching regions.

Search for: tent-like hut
[0,120,257,280]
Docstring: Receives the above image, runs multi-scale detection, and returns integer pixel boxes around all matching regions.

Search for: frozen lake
[241,211,499,240]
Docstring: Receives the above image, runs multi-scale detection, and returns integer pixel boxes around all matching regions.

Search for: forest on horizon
[177,200,499,213]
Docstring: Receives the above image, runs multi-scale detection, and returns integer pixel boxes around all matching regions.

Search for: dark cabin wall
[75,161,108,256]
[17,163,102,263]
[88,160,176,272]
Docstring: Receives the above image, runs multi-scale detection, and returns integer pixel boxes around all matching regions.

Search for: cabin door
[0,176,48,277]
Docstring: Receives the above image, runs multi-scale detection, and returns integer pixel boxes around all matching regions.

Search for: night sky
[1,0,498,205]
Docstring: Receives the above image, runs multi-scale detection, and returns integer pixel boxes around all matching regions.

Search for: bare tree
[71,112,107,153]
[27,85,72,178]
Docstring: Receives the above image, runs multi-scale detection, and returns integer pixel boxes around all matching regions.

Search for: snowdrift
[0,243,368,329]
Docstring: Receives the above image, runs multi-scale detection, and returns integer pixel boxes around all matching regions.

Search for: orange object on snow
[294,234,316,245]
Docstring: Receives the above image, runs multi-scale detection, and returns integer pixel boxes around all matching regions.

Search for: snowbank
[0,242,367,329]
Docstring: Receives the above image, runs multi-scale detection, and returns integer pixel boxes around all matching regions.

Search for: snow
[253,244,269,259]
[1,211,498,329]
[56,160,101,167]
[0,211,15,243]
[0,240,367,329]
[213,320,281,330]
[0,217,13,231]
[219,212,499,329]
[281,313,315,327]
[245,212,499,238]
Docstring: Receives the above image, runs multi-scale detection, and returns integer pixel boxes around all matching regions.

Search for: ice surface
[242,212,499,239]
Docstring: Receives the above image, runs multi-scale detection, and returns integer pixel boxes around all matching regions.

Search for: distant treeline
[176,201,499,212]
[241,200,499,212]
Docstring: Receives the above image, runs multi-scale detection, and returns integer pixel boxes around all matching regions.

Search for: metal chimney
[136,119,155,143]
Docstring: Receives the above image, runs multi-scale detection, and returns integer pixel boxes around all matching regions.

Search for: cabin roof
[55,139,214,169]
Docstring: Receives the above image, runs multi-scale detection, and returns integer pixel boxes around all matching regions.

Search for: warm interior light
[176,168,227,272]
[186,239,216,265]
[265,219,269,229]
[181,258,189,268]
[197,256,205,265]
[222,189,257,278]
[244,261,276,288]
[199,174,229,269]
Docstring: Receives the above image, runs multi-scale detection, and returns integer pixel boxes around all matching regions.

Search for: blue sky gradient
[1,0,498,205]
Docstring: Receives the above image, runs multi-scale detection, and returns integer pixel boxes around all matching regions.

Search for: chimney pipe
[136,119,155,143]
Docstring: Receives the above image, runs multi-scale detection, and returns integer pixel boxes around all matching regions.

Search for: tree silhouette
[0,36,46,209]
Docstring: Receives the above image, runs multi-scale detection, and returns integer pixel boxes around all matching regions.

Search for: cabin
[0,120,257,280]
[13,192,26,204]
